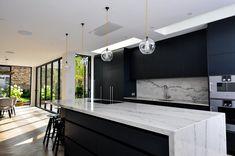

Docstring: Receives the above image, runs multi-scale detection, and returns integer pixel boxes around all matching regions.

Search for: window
[75,55,91,98]
[36,58,62,113]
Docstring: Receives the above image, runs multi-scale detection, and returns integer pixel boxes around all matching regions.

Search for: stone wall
[11,66,31,90]
[137,77,209,105]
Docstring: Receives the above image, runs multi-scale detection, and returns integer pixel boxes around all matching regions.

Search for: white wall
[30,67,36,106]
[61,51,75,101]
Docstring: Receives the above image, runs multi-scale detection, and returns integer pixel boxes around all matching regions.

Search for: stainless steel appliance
[210,75,235,132]
[209,75,235,99]
[210,99,235,132]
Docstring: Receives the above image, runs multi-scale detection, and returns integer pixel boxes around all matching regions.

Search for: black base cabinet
[62,108,169,156]
[227,131,235,155]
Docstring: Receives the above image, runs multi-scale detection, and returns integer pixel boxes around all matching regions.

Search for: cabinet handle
[100,86,102,99]
[112,86,114,102]
[110,86,112,103]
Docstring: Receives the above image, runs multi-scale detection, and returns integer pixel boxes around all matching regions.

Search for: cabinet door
[102,60,113,100]
[94,56,103,99]
[111,52,124,101]
[182,30,207,77]
[208,53,235,75]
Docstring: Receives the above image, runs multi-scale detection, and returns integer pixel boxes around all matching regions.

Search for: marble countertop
[53,98,222,136]
[124,96,209,106]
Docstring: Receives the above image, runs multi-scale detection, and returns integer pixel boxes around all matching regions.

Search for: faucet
[163,85,171,100]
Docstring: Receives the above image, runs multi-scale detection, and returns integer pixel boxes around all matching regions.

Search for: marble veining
[52,98,226,156]
[137,77,209,105]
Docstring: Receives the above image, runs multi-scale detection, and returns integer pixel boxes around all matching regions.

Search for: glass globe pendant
[139,36,155,54]
[139,0,155,55]
[101,48,113,62]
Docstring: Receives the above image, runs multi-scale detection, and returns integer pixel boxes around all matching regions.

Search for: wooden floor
[0,106,64,156]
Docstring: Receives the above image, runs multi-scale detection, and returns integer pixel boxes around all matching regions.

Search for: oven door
[210,76,235,99]
[218,107,235,132]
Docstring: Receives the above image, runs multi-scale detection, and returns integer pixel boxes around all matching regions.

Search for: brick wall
[11,66,31,90]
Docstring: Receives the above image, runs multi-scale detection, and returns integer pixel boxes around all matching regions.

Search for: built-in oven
[209,75,235,155]
[209,75,235,99]
[210,99,235,132]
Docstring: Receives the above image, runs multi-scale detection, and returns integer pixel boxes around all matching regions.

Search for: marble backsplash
[137,77,209,104]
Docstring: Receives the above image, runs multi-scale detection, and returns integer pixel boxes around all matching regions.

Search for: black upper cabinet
[207,16,235,75]
[182,30,208,77]
[130,29,207,79]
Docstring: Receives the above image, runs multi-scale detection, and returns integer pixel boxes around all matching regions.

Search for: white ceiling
[0,0,235,67]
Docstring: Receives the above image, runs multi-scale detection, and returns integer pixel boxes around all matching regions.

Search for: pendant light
[80,23,88,66]
[64,33,70,69]
[101,6,113,62]
[139,0,155,54]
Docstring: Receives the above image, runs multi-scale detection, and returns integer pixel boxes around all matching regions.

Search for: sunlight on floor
[14,132,45,146]
[0,106,49,142]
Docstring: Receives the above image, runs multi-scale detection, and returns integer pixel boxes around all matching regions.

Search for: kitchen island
[57,99,226,156]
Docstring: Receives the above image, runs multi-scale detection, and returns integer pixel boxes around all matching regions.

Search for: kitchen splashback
[137,77,208,104]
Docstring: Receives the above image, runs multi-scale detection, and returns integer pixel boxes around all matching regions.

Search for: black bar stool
[53,118,65,156]
[43,114,60,147]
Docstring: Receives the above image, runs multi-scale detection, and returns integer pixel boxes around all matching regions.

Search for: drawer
[65,137,95,156]
[65,121,149,156]
[64,109,169,156]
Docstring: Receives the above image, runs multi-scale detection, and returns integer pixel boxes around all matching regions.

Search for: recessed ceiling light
[187,12,193,16]
[5,51,15,54]
[155,4,235,35]
[92,37,142,54]
[17,30,32,36]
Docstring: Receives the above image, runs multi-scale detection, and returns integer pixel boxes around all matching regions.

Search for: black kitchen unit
[207,16,235,155]
[62,108,169,156]
[94,50,125,101]
[129,29,208,80]
[207,16,235,76]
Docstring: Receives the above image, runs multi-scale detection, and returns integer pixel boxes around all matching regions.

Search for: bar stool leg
[46,120,52,147]
[43,118,52,144]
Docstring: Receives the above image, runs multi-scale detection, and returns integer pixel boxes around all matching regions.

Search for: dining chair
[0,98,14,118]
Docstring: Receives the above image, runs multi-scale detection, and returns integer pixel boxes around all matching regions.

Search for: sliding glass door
[36,55,91,113]
[36,58,61,113]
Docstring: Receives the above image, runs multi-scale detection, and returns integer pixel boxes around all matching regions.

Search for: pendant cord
[81,23,84,52]
[145,0,148,37]
[66,33,68,55]
[105,7,109,48]
[65,33,68,64]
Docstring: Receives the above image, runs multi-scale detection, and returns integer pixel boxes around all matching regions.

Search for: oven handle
[209,82,213,92]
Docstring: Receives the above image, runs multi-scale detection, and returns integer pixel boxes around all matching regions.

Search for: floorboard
[0,106,64,156]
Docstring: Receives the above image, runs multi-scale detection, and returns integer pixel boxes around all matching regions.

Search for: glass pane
[75,56,85,98]
[75,55,90,98]
[0,66,10,97]
[41,66,46,109]
[60,59,62,99]
[53,61,59,100]
[37,67,41,107]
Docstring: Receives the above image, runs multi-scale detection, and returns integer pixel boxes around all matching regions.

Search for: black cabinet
[94,50,124,101]
[207,16,235,75]
[63,108,169,156]
[130,29,208,79]
[227,131,235,155]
